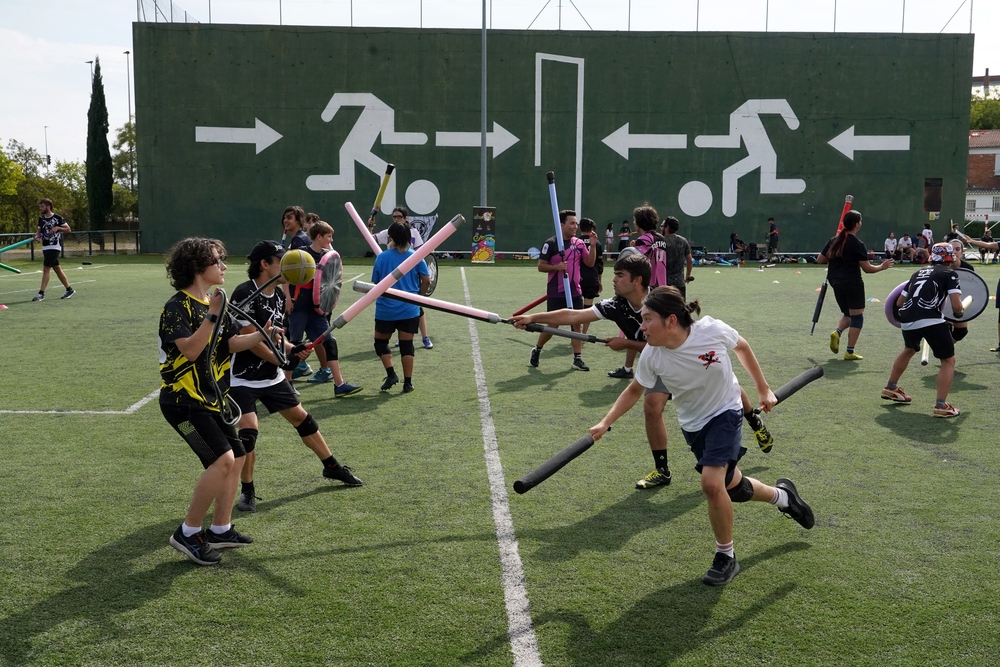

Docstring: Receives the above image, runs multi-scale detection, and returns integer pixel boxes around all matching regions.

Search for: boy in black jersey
[881,243,965,417]
[230,241,363,513]
[159,238,271,565]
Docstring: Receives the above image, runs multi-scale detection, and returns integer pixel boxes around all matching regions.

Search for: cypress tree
[86,57,113,230]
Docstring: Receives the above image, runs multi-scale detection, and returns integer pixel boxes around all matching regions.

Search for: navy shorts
[229,379,300,416]
[682,408,746,483]
[161,402,245,469]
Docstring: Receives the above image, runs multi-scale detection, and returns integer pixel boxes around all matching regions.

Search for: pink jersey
[634,231,668,287]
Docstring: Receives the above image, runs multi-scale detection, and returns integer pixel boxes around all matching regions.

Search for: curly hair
[632,205,659,232]
[165,237,226,290]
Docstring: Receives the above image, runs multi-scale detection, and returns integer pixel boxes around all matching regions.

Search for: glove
[279,343,307,371]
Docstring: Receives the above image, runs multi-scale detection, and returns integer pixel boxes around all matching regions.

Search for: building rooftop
[969,129,1000,148]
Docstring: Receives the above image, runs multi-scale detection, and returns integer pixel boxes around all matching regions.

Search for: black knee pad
[374,338,391,357]
[952,325,969,342]
[238,428,258,454]
[399,339,415,357]
[850,313,864,330]
[324,337,338,361]
[295,413,319,438]
[727,476,754,503]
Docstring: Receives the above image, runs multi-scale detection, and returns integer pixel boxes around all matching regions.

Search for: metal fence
[0,231,143,260]
[137,0,200,23]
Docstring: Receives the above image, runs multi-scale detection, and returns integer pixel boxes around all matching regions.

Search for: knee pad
[727,476,754,503]
[952,325,969,342]
[294,413,319,438]
[323,337,338,361]
[399,339,415,357]
[374,338,391,357]
[238,428,258,454]
[850,314,864,330]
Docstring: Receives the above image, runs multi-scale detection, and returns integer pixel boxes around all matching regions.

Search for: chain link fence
[137,0,201,23]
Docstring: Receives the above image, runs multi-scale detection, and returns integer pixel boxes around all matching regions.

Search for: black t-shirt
[897,264,961,329]
[231,279,286,384]
[821,234,868,284]
[592,295,645,342]
[580,236,603,288]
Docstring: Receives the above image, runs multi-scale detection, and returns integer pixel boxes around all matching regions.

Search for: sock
[715,541,735,558]
[886,381,898,390]
[37,291,44,296]
[835,328,842,334]
[770,487,789,509]
[241,480,255,496]
[846,346,855,354]
[385,366,396,377]
[403,377,413,385]
[321,455,338,469]
[210,523,231,534]
[181,523,201,537]
[624,366,632,372]
[652,449,668,472]
[574,352,582,359]
[935,399,948,408]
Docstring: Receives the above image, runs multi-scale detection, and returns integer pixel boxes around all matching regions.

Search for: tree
[0,142,25,197]
[970,93,1000,130]
[52,160,90,229]
[5,139,44,179]
[111,121,137,192]
[86,57,114,229]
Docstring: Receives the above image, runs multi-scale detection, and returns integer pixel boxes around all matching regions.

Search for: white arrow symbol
[828,125,910,160]
[195,118,283,155]
[434,121,519,158]
[602,122,687,159]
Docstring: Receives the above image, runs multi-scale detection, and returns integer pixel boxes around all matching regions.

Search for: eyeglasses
[214,256,227,268]
[391,214,404,220]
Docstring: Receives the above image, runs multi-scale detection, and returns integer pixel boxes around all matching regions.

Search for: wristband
[205,312,219,323]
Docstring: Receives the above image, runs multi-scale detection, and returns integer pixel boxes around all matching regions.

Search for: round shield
[424,253,439,297]
[618,247,641,259]
[943,268,989,323]
[316,250,342,315]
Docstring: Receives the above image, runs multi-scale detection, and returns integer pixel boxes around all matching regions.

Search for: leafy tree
[0,142,25,197]
[111,121,137,192]
[111,183,138,227]
[86,57,114,229]
[970,93,1000,130]
[5,139,44,179]
[52,160,90,229]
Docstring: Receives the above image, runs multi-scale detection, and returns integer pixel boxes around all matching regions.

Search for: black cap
[248,240,286,263]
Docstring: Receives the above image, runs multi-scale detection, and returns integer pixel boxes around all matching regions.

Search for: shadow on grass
[917,368,989,393]
[460,541,809,665]
[0,519,197,667]
[521,489,705,562]
[874,406,966,444]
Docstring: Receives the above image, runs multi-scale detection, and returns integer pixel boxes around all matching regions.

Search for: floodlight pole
[124,50,134,192]
[44,126,49,175]
[480,0,487,206]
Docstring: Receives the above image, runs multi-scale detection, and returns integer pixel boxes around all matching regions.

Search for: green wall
[134,25,973,256]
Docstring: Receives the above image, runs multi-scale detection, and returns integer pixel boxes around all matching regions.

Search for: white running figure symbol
[695,99,806,218]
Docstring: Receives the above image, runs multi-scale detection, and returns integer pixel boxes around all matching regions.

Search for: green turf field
[1,254,999,666]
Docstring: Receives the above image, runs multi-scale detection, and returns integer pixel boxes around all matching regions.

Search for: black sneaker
[572,357,590,372]
[31,293,44,302]
[61,287,75,299]
[169,526,221,566]
[402,383,414,394]
[380,372,399,392]
[204,525,254,549]
[529,347,540,368]
[776,478,815,529]
[702,552,740,586]
[607,366,633,379]
[236,491,259,512]
[323,464,364,486]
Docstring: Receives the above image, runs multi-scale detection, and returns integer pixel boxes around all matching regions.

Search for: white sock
[715,541,735,558]
[771,487,789,509]
[210,523,231,534]
[181,523,201,537]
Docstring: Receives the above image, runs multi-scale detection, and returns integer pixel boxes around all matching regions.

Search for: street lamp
[124,50,134,191]
[44,126,49,175]
[86,60,94,79]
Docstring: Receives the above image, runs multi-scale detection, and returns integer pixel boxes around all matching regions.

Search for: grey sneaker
[204,525,254,549]
[169,526,221,566]
[702,552,740,586]
[571,357,590,371]
[31,293,44,302]
[236,492,259,512]
[61,287,75,299]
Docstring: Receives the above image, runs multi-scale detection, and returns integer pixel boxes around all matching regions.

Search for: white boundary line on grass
[0,390,159,415]
[461,267,542,667]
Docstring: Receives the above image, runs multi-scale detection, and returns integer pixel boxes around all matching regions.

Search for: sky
[1,0,997,165]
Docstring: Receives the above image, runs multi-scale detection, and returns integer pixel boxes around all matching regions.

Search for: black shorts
[547,295,584,311]
[580,281,601,300]
[160,402,244,469]
[375,316,420,335]
[831,280,865,314]
[902,322,955,360]
[42,249,61,267]
[229,379,300,416]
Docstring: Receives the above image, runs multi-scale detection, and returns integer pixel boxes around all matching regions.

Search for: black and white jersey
[897,264,961,331]
[37,214,66,251]
[592,295,645,342]
[230,279,286,387]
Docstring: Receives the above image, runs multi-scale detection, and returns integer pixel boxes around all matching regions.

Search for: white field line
[461,267,542,667]
[0,278,98,297]
[0,390,159,415]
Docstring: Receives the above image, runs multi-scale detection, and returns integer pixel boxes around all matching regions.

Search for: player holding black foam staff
[513,254,774,492]
[229,241,363,514]
[588,286,814,586]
